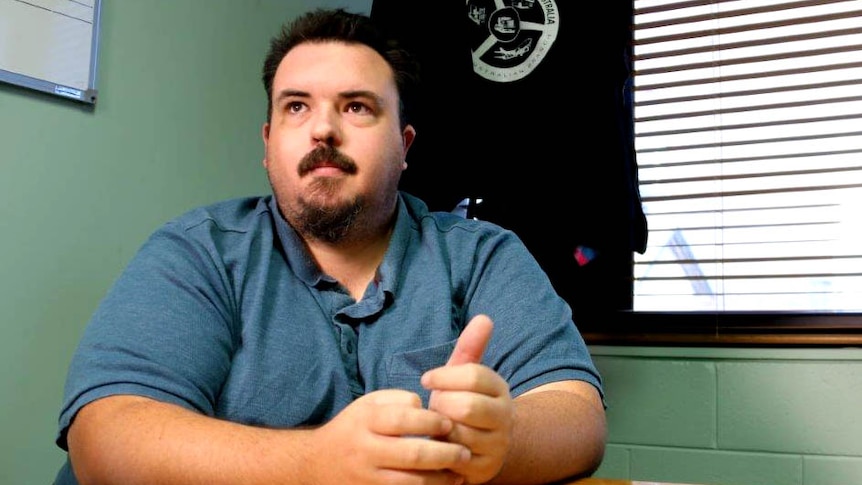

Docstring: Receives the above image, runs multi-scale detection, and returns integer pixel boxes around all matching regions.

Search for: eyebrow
[274,89,309,105]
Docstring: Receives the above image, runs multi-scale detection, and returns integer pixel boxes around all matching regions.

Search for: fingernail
[460,448,471,462]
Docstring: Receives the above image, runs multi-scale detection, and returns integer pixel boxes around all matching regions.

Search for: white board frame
[0,0,102,105]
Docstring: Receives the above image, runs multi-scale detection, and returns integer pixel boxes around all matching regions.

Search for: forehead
[273,41,397,97]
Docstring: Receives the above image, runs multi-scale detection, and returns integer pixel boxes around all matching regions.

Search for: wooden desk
[567,478,704,485]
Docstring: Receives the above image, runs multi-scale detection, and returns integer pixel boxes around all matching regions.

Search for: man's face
[262,41,415,243]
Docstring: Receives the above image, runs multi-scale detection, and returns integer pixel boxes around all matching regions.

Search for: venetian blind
[632,0,862,312]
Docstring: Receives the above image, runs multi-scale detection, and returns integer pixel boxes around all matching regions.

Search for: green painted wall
[591,345,862,485]
[0,1,369,484]
[3,3,859,485]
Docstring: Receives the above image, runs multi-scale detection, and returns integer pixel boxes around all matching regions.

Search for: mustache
[298,145,358,176]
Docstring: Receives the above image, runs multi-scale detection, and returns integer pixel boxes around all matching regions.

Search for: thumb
[446,314,494,366]
[425,315,494,411]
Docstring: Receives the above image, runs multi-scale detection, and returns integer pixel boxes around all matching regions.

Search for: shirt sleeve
[56,220,237,450]
[463,228,605,401]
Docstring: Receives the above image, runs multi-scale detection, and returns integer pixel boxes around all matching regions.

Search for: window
[588,0,862,345]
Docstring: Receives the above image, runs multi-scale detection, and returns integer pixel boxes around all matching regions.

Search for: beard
[285,145,363,244]
[292,190,364,244]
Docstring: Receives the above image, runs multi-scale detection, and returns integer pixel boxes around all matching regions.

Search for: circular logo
[467,0,559,82]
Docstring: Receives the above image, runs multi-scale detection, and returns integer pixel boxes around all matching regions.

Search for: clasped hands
[313,314,513,485]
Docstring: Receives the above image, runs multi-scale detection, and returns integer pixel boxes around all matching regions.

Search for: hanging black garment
[371,1,648,323]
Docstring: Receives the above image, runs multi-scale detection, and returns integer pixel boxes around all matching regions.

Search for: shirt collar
[267,194,413,299]
[268,195,331,287]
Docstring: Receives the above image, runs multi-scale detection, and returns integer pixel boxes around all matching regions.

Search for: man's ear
[261,123,271,168]
[402,124,416,169]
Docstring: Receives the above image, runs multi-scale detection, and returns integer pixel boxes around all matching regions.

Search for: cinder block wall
[590,345,862,485]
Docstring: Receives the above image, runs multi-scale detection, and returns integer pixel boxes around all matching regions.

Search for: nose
[310,106,342,146]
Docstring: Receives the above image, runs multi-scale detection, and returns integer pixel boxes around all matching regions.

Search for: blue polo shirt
[56,193,602,452]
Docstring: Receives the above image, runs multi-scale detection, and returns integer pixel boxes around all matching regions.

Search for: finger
[374,435,471,471]
[427,389,508,430]
[423,364,506,396]
[446,314,494,366]
[444,423,498,457]
[370,405,455,438]
[367,389,423,407]
[363,390,456,437]
[376,468,466,485]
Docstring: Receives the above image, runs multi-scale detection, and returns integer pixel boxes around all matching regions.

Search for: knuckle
[401,442,426,466]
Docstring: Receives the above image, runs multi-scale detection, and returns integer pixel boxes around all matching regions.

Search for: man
[54,8,606,485]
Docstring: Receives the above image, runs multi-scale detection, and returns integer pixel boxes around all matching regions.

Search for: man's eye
[286,101,305,113]
[347,102,371,114]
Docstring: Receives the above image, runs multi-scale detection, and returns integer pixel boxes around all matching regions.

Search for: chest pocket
[386,340,456,407]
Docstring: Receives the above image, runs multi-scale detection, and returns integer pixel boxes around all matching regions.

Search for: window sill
[580,311,862,347]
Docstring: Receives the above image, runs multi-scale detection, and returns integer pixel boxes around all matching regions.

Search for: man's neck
[304,225,393,301]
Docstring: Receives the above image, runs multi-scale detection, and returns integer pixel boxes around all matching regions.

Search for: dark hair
[261,8,419,127]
